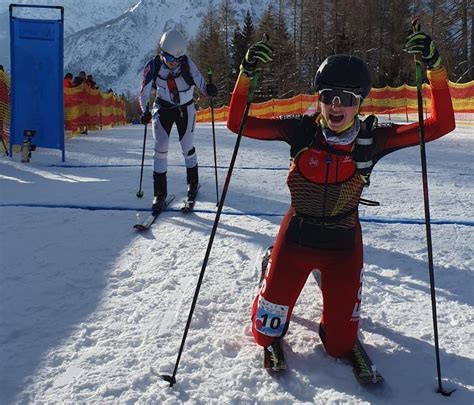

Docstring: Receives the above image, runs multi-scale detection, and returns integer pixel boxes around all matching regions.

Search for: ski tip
[133,224,148,232]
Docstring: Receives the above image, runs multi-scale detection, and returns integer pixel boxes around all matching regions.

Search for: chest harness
[291,114,379,205]
[151,55,196,109]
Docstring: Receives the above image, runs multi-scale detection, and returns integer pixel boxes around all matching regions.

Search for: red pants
[252,210,363,358]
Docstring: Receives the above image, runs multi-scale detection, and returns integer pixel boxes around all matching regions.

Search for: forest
[125,0,472,117]
[189,0,472,106]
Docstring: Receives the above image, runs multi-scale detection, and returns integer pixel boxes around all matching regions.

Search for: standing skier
[139,29,217,213]
[226,32,455,368]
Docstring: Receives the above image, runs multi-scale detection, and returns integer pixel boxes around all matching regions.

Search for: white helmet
[159,29,187,58]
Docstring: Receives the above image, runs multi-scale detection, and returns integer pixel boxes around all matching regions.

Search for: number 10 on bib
[255,296,289,337]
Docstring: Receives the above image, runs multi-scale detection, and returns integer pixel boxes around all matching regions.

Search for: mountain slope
[0,0,139,70]
[63,0,272,94]
[2,0,273,94]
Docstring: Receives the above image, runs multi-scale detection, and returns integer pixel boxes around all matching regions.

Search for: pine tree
[231,26,245,77]
[299,0,324,94]
[241,10,256,49]
[470,0,474,81]
[190,1,226,107]
[217,0,238,104]
[256,5,293,100]
[231,10,255,82]
[189,0,472,108]
[123,90,140,122]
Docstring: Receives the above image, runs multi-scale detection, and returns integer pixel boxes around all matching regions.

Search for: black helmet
[314,54,372,98]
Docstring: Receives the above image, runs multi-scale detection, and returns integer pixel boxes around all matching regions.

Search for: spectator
[63,72,73,88]
[72,71,86,87]
[86,74,96,89]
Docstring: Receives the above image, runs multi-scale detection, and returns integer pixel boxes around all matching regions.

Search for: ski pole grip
[410,18,422,65]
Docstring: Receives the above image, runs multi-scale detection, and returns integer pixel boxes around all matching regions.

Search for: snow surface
[0,120,473,404]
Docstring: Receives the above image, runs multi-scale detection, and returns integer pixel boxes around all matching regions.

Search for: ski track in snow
[0,122,473,404]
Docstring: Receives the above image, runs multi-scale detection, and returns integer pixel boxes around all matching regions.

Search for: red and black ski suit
[226,67,455,358]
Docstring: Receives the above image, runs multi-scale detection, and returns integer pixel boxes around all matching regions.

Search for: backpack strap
[152,55,161,90]
[180,56,196,87]
[353,114,378,186]
[290,113,379,187]
[290,115,319,159]
[152,55,196,89]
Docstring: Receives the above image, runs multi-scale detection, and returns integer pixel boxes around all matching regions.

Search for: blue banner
[9,5,64,160]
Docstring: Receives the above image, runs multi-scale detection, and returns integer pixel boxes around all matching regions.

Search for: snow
[0,120,473,404]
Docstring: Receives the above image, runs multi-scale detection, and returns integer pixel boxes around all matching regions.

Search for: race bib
[255,296,288,337]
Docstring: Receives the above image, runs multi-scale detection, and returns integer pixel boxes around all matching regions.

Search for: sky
[0,119,473,404]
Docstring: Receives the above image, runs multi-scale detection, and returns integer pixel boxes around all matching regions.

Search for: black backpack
[291,114,378,186]
[152,55,196,89]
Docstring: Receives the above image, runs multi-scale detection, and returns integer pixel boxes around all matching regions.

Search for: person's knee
[153,150,168,172]
[252,295,289,342]
[183,147,197,167]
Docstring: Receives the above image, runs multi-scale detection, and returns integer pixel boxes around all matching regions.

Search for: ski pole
[411,18,454,397]
[161,71,260,388]
[208,68,219,206]
[136,102,149,198]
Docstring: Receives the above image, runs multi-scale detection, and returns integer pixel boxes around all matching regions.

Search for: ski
[263,338,286,372]
[181,199,196,213]
[181,185,200,213]
[134,195,175,232]
[350,339,384,384]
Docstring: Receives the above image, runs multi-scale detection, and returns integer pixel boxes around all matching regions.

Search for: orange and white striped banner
[197,81,474,125]
[64,84,126,135]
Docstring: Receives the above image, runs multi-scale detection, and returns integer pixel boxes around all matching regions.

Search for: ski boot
[186,165,199,200]
[263,338,286,372]
[152,171,167,215]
